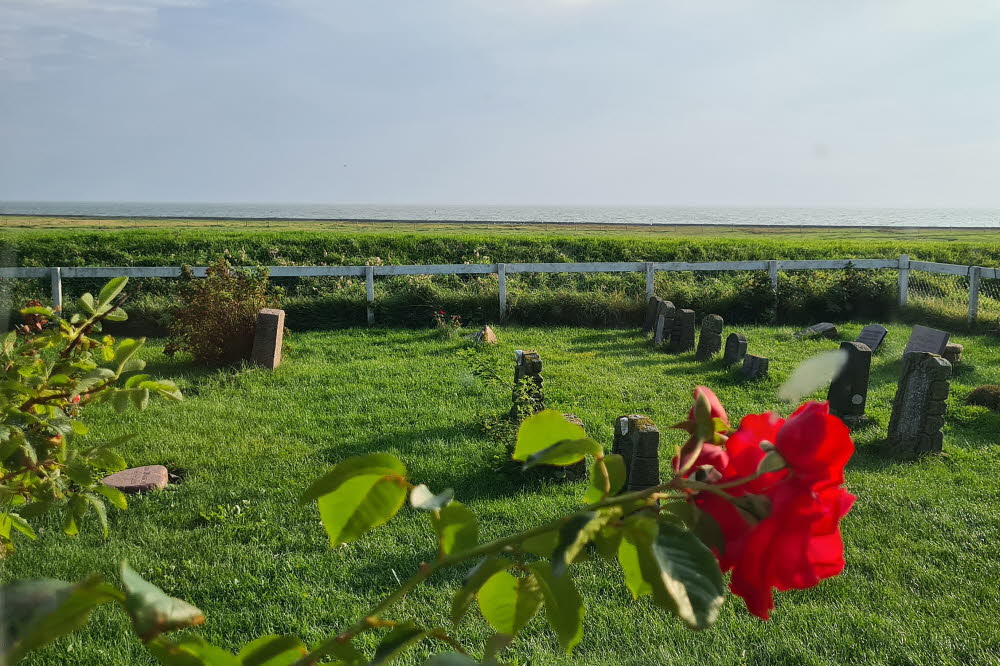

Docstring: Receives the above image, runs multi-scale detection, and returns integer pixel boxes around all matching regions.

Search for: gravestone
[668,309,696,353]
[511,350,544,419]
[827,341,872,427]
[559,413,588,480]
[102,465,169,494]
[886,352,952,457]
[722,333,748,367]
[653,314,667,346]
[943,342,963,366]
[794,322,838,340]
[855,324,888,353]
[642,297,663,333]
[251,308,285,370]
[473,325,498,344]
[612,415,660,492]
[903,325,949,355]
[742,354,769,379]
[695,314,724,361]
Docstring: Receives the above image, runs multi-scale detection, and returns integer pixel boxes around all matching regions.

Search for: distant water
[2,202,999,228]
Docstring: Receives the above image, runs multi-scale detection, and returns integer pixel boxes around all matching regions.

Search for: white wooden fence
[1,254,994,325]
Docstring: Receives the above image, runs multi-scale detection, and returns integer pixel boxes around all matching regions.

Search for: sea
[2,202,999,228]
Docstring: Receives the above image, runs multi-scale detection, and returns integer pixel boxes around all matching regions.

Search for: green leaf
[317,474,408,548]
[66,458,95,486]
[96,483,128,510]
[550,510,618,577]
[63,495,88,536]
[121,562,206,642]
[592,524,623,561]
[431,501,478,556]
[130,388,151,411]
[583,454,626,503]
[125,374,152,389]
[146,636,240,665]
[618,528,652,600]
[7,513,37,540]
[520,530,559,557]
[98,276,129,308]
[112,390,131,413]
[83,493,109,538]
[528,561,584,654]
[113,338,144,368]
[451,557,513,626]
[89,445,128,472]
[78,293,97,315]
[523,437,602,469]
[103,307,128,322]
[512,410,586,462]
[237,635,308,666]
[476,570,542,636]
[300,453,405,504]
[0,576,122,663]
[625,518,725,630]
[371,621,427,664]
[410,484,454,511]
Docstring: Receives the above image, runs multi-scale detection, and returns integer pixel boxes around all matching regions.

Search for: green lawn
[7,324,1000,665]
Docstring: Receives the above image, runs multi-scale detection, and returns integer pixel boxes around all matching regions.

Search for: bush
[164,258,280,365]
[966,385,1000,412]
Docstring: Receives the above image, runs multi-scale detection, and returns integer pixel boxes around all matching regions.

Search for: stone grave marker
[612,414,660,492]
[102,465,169,493]
[886,352,952,457]
[723,333,748,367]
[855,324,888,353]
[827,341,872,427]
[695,314,724,361]
[642,296,663,333]
[794,322,839,340]
[943,342,963,365]
[251,308,285,370]
[668,309,696,353]
[742,354,769,379]
[473,325,498,344]
[903,324,949,355]
[653,314,667,346]
[511,349,545,418]
[559,413,588,480]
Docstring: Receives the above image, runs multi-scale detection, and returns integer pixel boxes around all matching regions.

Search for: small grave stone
[943,342,963,365]
[653,314,667,346]
[668,309,696,353]
[695,314,724,361]
[642,297,663,333]
[855,324,888,353]
[473,325,498,344]
[794,322,838,340]
[511,349,544,419]
[827,341,872,428]
[251,308,285,370]
[611,415,660,492]
[723,333,748,367]
[652,300,676,347]
[886,352,952,457]
[102,465,169,494]
[903,324,949,355]
[742,354,769,379]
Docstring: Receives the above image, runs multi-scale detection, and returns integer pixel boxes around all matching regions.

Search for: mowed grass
[7,324,1000,665]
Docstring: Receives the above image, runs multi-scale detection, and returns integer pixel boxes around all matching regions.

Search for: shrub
[164,258,280,365]
[966,385,1000,412]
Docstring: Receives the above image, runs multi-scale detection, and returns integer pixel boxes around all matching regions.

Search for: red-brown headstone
[101,465,169,493]
[252,308,285,370]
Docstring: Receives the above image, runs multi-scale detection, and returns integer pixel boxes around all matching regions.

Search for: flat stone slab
[794,322,838,340]
[903,324,949,355]
[855,324,888,353]
[102,465,169,493]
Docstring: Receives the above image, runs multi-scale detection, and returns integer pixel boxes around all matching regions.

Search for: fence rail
[1,254,995,325]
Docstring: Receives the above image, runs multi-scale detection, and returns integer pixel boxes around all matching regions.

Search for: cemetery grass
[7,324,1000,666]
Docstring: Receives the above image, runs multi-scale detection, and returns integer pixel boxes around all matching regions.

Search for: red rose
[775,401,853,486]
[687,386,729,430]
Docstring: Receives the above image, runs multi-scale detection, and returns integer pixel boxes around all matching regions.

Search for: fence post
[50,267,62,312]
[968,266,982,327]
[365,265,375,325]
[768,260,778,293]
[898,254,909,308]
[645,262,655,300]
[497,263,507,321]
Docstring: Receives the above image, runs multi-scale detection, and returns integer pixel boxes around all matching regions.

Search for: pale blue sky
[1,0,998,206]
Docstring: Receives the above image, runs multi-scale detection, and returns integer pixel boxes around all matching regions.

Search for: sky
[0,0,998,207]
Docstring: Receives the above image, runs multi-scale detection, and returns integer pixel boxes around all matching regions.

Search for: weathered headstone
[886,352,952,457]
[653,314,667,346]
[695,314,724,361]
[612,415,660,492]
[642,296,663,333]
[827,341,872,427]
[855,324,888,353]
[742,354,769,379]
[251,308,285,370]
[722,333,748,367]
[668,309,696,353]
[102,465,169,493]
[511,349,544,419]
[473,325,498,344]
[943,342,963,366]
[794,322,838,340]
[903,324,949,355]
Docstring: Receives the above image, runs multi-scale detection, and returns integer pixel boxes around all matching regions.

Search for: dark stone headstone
[827,341,872,428]
[652,301,675,346]
[903,325,949,355]
[742,354,769,379]
[794,322,838,340]
[642,297,663,333]
[722,333,747,367]
[668,309,696,353]
[886,352,952,457]
[855,324,888,353]
[251,308,285,370]
[102,465,169,493]
[943,342,963,365]
[612,415,660,492]
[695,314,724,361]
[511,350,544,419]
[653,314,667,346]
